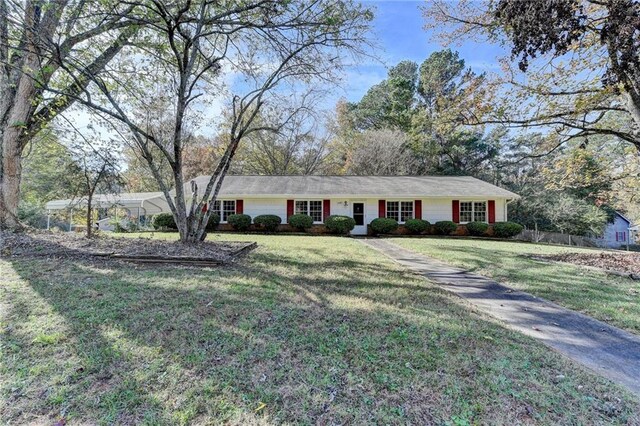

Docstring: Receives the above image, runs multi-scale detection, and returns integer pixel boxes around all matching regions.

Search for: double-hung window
[295,200,323,222]
[386,201,413,223]
[212,200,236,222]
[460,201,487,223]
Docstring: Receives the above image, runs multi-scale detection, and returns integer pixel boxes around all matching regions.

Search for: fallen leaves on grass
[540,252,640,277]
[1,230,250,263]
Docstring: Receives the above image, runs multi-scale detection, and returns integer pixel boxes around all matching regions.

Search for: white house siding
[241,198,380,225]
[420,198,506,223]
[422,198,452,222]
[329,198,377,223]
[239,197,508,225]
[242,198,288,222]
[495,198,507,222]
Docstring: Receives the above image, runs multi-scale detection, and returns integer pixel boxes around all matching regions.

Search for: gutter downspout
[505,198,516,222]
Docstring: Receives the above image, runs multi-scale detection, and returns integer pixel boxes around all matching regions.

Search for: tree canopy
[423,0,640,153]
[1,0,144,229]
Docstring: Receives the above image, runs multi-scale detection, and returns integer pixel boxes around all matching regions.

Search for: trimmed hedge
[466,221,489,236]
[370,217,398,235]
[493,221,524,238]
[206,213,220,231]
[227,214,252,231]
[152,213,177,230]
[153,212,220,231]
[254,214,282,232]
[434,220,457,235]
[289,214,313,231]
[404,218,430,235]
[325,215,356,234]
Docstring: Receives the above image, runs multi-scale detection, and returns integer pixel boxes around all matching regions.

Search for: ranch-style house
[46,175,520,235]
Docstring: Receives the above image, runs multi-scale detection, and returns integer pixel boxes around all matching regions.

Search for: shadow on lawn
[2,242,464,424]
[3,238,639,424]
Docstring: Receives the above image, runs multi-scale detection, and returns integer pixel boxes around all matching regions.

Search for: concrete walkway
[361,238,640,396]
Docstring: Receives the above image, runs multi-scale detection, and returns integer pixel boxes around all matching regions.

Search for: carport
[44,192,168,231]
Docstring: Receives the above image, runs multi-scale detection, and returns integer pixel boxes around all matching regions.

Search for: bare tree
[346,129,418,175]
[241,105,333,175]
[75,0,372,243]
[0,0,144,229]
[76,150,121,238]
[60,119,122,238]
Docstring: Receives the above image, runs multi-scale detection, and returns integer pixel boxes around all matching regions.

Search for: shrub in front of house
[404,218,430,235]
[289,214,313,231]
[325,215,356,234]
[493,221,524,238]
[113,221,129,233]
[206,213,220,231]
[152,212,177,230]
[227,214,252,231]
[370,217,399,235]
[466,221,489,236]
[434,220,457,235]
[254,214,282,232]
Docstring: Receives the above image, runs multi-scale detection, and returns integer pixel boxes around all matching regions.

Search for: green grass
[391,237,640,334]
[2,233,639,424]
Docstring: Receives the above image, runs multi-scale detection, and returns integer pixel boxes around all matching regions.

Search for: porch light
[342,201,348,207]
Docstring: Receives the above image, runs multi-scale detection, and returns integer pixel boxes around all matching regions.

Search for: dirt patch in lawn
[537,252,640,278]
[0,230,255,265]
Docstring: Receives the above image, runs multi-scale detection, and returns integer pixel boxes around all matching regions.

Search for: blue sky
[68,1,508,144]
[335,1,506,104]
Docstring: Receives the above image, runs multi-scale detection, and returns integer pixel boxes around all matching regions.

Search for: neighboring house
[595,211,632,249]
[45,175,520,235]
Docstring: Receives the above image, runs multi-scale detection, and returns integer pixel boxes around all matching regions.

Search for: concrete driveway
[362,238,640,396]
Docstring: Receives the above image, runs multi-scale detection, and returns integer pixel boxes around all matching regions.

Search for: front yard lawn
[391,237,640,334]
[2,234,638,424]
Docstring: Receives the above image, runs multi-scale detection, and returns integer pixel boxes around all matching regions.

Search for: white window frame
[212,199,236,223]
[386,200,414,224]
[294,200,324,223]
[459,200,488,224]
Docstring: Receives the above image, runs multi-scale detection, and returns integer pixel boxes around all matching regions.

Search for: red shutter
[488,200,495,224]
[236,199,244,214]
[378,200,386,218]
[286,199,294,220]
[323,199,330,222]
[452,200,460,223]
[415,200,422,220]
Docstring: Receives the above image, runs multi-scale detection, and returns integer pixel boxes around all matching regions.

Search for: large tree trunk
[623,91,640,149]
[0,136,22,230]
[0,74,36,230]
[0,41,39,230]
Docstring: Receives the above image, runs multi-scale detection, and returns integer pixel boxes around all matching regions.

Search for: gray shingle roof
[187,175,520,198]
